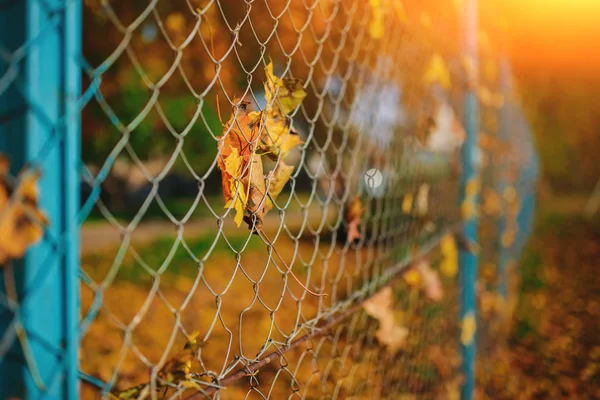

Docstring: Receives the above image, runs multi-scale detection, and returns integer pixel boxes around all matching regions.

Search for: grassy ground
[79,205,463,399]
[478,200,600,399]
[78,191,600,399]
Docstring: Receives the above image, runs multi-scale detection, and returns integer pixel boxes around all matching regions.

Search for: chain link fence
[0,0,538,399]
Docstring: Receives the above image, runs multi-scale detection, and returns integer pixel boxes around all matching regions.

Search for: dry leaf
[368,0,385,39]
[424,53,451,90]
[0,158,48,265]
[416,260,443,301]
[404,269,422,288]
[346,197,364,242]
[243,154,268,226]
[217,63,306,230]
[461,312,476,345]
[402,192,413,214]
[440,234,458,278]
[261,62,306,160]
[416,183,430,217]
[482,188,503,216]
[363,287,409,354]
[223,148,247,227]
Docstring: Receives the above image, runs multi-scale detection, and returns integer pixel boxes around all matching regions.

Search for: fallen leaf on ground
[363,287,409,354]
[417,259,443,301]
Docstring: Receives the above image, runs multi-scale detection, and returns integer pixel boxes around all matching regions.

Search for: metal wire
[0,0,539,399]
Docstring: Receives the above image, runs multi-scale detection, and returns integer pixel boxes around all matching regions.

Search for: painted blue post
[0,0,81,398]
[459,0,479,399]
[496,58,511,302]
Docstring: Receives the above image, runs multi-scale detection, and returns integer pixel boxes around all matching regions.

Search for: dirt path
[80,207,332,254]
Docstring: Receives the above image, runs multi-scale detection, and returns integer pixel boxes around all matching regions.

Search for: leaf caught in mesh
[0,156,48,265]
[440,234,459,278]
[423,53,452,90]
[113,332,204,398]
[223,148,247,227]
[260,62,306,160]
[217,99,261,226]
[363,287,409,354]
[368,0,385,39]
[346,197,364,242]
[217,64,306,229]
[461,312,477,345]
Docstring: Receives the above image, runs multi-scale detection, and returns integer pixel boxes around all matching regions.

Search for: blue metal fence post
[0,0,81,398]
[459,0,480,399]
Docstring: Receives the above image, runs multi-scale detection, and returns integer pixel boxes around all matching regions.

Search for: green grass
[82,230,262,283]
[84,196,219,224]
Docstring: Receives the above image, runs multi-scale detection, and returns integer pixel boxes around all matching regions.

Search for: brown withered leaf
[416,259,443,302]
[259,62,306,160]
[363,287,409,354]
[265,160,294,212]
[243,154,268,229]
[217,63,306,230]
[217,99,261,227]
[0,157,48,265]
[346,197,364,242]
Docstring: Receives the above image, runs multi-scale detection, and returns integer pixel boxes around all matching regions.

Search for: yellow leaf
[363,287,408,354]
[461,312,476,345]
[392,0,408,22]
[0,164,48,265]
[416,183,429,216]
[166,12,185,34]
[261,62,306,159]
[369,0,385,39]
[465,177,480,197]
[440,234,458,278]
[267,161,294,201]
[244,154,268,224]
[223,148,247,227]
[402,192,413,214]
[482,188,502,216]
[346,197,364,242]
[404,269,421,287]
[417,260,443,301]
[264,62,306,115]
[424,54,451,90]
[461,199,477,220]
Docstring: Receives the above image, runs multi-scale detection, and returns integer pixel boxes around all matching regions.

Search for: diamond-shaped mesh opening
[0,0,539,398]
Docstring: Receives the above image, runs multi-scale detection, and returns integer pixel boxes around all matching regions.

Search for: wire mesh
[76,1,465,398]
[0,0,539,399]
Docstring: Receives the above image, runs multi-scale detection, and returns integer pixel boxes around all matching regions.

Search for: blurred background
[477,1,600,398]
[1,0,599,398]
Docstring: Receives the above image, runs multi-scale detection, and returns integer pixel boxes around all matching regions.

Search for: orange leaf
[363,287,408,354]
[346,197,364,242]
[0,160,48,265]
